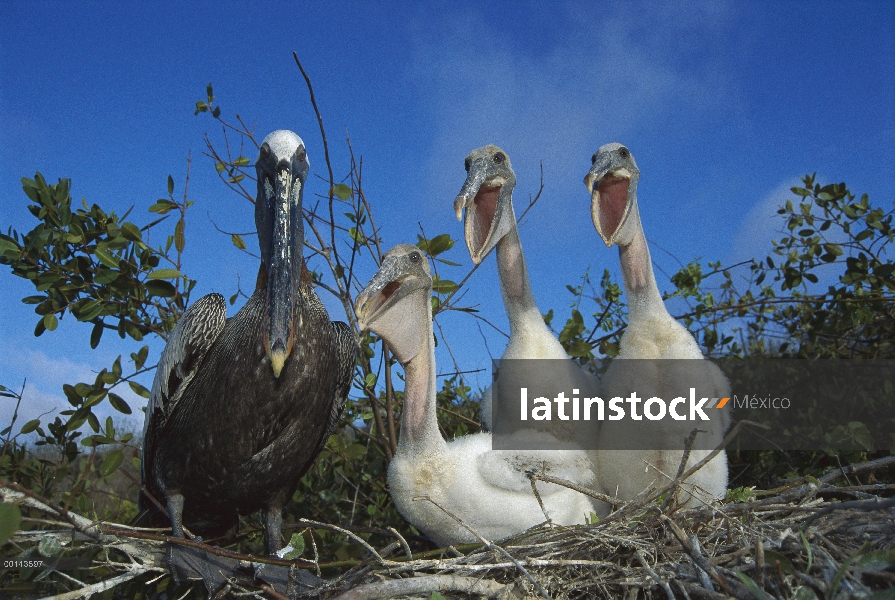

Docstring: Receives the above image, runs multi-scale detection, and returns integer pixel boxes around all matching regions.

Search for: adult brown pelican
[140,130,356,557]
[584,143,729,507]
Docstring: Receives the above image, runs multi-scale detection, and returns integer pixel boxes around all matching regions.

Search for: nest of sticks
[3,449,894,599]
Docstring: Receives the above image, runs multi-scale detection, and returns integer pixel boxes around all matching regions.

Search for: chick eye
[464,158,470,172]
[297,146,307,162]
[409,252,421,263]
[591,153,598,165]
[493,152,505,164]
[619,147,629,159]
[260,144,271,159]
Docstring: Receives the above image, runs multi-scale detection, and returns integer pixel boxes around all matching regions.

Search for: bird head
[584,143,640,247]
[255,130,310,378]
[453,145,517,265]
[355,245,432,365]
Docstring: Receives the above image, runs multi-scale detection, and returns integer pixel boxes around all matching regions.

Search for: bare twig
[331,575,512,600]
[414,494,550,599]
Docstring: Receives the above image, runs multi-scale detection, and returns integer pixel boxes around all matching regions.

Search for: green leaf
[90,321,104,349]
[432,278,458,294]
[120,222,142,241]
[364,373,377,388]
[233,156,250,167]
[430,593,447,600]
[342,443,367,460]
[133,345,149,370]
[231,234,247,250]
[281,533,306,559]
[215,161,226,173]
[147,269,182,280]
[43,313,58,332]
[94,248,119,269]
[38,536,62,558]
[331,183,351,200]
[149,200,176,214]
[418,233,455,257]
[129,381,151,399]
[145,280,176,297]
[167,175,174,196]
[108,393,132,414]
[76,299,104,322]
[175,218,185,253]
[735,572,774,600]
[763,549,794,574]
[100,449,124,477]
[20,419,41,435]
[0,503,22,546]
[857,549,895,572]
[194,100,208,115]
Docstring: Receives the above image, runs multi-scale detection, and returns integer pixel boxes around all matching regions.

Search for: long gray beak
[266,161,303,378]
[453,162,514,265]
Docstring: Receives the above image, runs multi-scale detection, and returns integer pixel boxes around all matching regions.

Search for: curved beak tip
[453,198,465,222]
[270,349,287,379]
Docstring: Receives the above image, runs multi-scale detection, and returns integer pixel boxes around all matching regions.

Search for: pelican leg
[166,493,185,538]
[263,505,284,556]
[165,493,186,585]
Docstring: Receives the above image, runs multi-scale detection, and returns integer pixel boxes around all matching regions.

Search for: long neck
[495,211,544,335]
[395,298,447,455]
[619,209,667,321]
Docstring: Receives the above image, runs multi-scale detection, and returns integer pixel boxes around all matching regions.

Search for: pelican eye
[464,158,471,172]
[409,252,421,263]
[260,144,271,160]
[296,146,307,162]
[619,148,629,159]
[493,152,505,164]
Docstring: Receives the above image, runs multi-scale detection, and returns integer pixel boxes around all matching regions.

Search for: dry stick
[800,496,895,531]
[295,519,386,566]
[661,515,751,600]
[414,494,550,599]
[36,570,145,600]
[657,428,701,512]
[688,535,716,594]
[331,574,512,600]
[635,550,675,600]
[292,52,346,299]
[258,583,290,600]
[101,528,316,569]
[527,472,621,507]
[528,468,550,522]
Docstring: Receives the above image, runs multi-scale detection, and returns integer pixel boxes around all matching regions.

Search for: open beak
[585,157,633,247]
[265,161,303,378]
[356,255,431,333]
[453,162,514,264]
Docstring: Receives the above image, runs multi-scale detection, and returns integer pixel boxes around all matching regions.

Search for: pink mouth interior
[473,185,500,253]
[598,176,629,240]
[366,281,400,319]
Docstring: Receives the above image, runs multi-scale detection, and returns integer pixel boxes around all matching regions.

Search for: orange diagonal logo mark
[715,397,730,409]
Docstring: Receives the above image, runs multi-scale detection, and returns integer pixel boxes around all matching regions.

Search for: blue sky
[1,1,893,433]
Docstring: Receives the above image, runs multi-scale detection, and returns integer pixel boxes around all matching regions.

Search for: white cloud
[407,1,739,228]
[728,179,799,266]
[0,348,148,441]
